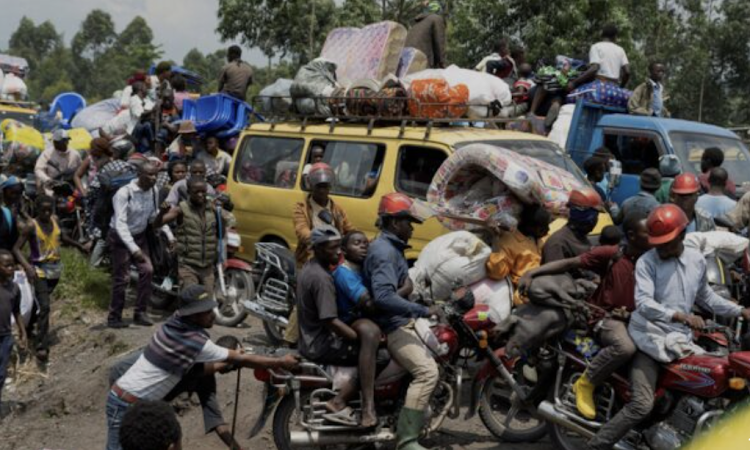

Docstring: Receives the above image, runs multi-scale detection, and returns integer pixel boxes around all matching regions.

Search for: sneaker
[107,320,130,329]
[133,314,154,327]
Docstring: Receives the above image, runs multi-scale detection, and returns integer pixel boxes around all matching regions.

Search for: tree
[7,17,63,72]
[336,0,382,28]
[115,16,163,71]
[183,48,228,94]
[217,0,337,64]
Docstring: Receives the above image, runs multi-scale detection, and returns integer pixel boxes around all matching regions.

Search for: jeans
[108,231,152,323]
[0,335,14,405]
[587,319,637,385]
[28,277,59,352]
[588,352,660,450]
[387,321,439,410]
[105,390,132,450]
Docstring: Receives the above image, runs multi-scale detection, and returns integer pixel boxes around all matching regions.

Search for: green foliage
[182,48,228,94]
[55,248,111,310]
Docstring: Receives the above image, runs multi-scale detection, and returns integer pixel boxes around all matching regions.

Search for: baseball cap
[52,129,70,142]
[658,155,682,178]
[310,225,341,246]
[178,285,218,316]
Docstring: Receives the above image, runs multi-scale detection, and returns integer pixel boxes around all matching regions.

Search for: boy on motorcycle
[517,211,651,420]
[363,193,442,450]
[589,204,750,450]
[296,226,382,428]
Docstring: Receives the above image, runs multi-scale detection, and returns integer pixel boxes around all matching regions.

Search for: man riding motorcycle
[363,193,441,450]
[34,129,82,196]
[517,211,651,420]
[588,204,750,450]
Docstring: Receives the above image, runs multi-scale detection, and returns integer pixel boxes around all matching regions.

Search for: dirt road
[0,296,554,450]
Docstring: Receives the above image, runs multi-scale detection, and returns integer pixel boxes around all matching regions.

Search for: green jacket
[177,201,218,269]
[628,81,670,117]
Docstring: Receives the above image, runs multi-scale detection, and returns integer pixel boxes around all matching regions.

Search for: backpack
[92,167,137,236]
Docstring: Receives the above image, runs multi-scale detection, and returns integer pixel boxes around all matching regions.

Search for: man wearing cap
[167,120,201,161]
[669,173,715,233]
[293,162,353,267]
[542,188,602,265]
[34,129,82,196]
[287,163,354,344]
[588,205,750,450]
[655,154,682,203]
[296,226,381,428]
[363,193,442,450]
[614,168,661,224]
[105,284,299,450]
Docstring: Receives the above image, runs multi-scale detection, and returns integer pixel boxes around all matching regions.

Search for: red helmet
[378,192,422,223]
[646,204,689,245]
[308,163,335,187]
[671,173,700,195]
[568,188,603,210]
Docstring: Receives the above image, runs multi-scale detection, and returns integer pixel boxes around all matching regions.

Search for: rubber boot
[573,373,597,420]
[396,407,428,450]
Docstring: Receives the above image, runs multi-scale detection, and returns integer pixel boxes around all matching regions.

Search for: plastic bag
[547,104,576,149]
[0,73,27,100]
[291,59,340,116]
[71,98,122,132]
[409,231,491,301]
[467,277,514,329]
[684,231,749,263]
[443,65,512,118]
[11,271,35,327]
[259,79,294,114]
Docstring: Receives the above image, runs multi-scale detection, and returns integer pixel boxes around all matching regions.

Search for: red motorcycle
[248,288,525,449]
[493,317,750,450]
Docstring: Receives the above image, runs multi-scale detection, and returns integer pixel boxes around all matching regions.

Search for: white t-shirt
[196,149,233,175]
[115,340,230,401]
[589,41,629,81]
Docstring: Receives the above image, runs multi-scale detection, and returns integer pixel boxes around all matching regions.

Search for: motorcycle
[248,286,528,449]
[146,225,253,326]
[48,178,87,244]
[491,298,750,450]
[242,241,296,344]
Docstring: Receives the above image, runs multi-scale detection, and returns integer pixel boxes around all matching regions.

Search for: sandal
[323,406,358,427]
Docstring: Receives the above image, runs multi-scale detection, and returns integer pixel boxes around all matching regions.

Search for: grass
[54,248,111,310]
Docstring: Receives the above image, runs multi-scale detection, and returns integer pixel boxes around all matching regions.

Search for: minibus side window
[302,140,386,198]
[396,146,448,200]
[234,136,304,188]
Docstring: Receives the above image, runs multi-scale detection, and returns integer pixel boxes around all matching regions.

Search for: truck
[565,98,750,204]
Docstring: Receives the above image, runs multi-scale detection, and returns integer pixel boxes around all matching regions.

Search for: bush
[54,248,111,310]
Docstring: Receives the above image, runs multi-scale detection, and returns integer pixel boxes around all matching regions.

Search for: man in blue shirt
[589,204,750,450]
[696,167,737,220]
[363,193,440,450]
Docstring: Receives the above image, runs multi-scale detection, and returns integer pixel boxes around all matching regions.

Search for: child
[0,249,28,407]
[599,225,624,246]
[323,231,385,427]
[13,195,87,361]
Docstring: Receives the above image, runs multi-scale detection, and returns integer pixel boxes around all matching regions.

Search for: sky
[0,0,267,65]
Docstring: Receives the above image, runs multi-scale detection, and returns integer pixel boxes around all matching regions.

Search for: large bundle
[0,73,28,100]
[290,59,340,116]
[0,54,30,77]
[320,21,407,86]
[427,143,585,230]
[409,231,491,301]
[258,79,294,114]
[404,65,512,119]
[0,119,43,171]
[71,98,122,132]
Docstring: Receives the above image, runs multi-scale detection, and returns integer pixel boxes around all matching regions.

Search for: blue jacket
[363,231,429,334]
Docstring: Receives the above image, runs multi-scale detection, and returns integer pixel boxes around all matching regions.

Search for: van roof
[244,122,552,147]
[598,114,741,140]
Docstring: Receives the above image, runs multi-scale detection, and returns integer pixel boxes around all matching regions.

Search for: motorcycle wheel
[214,268,252,327]
[478,373,548,443]
[548,417,591,450]
[272,393,349,450]
[263,319,287,346]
